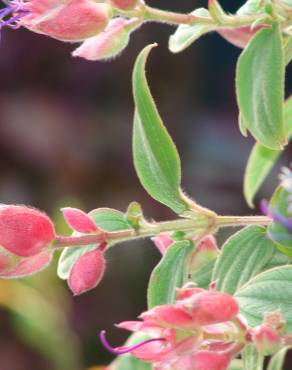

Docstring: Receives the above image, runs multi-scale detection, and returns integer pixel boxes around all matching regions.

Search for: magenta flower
[101,286,243,370]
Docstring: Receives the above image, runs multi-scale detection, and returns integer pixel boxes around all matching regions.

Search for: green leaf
[57,208,132,280]
[284,36,292,65]
[267,346,290,370]
[267,187,292,256]
[243,96,292,208]
[229,359,244,370]
[190,260,215,289]
[212,226,275,295]
[235,265,292,331]
[108,333,152,370]
[236,25,285,149]
[237,0,264,15]
[169,8,215,53]
[133,44,187,214]
[242,344,264,370]
[147,240,194,308]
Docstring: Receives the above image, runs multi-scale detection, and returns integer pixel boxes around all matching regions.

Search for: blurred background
[0,0,291,369]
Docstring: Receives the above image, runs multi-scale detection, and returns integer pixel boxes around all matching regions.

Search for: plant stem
[114,3,271,28]
[53,215,271,249]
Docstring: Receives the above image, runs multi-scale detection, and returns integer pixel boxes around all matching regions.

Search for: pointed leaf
[169,8,215,53]
[213,226,275,295]
[243,96,292,208]
[133,44,187,214]
[236,25,285,149]
[235,265,292,330]
[242,345,264,370]
[147,240,194,308]
[267,346,290,370]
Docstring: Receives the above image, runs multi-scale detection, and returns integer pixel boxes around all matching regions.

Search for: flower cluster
[101,286,245,370]
[0,0,141,60]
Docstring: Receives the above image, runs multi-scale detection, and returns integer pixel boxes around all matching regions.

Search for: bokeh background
[0,0,291,369]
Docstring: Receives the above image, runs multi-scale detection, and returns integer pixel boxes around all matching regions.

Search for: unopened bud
[22,0,112,42]
[217,26,262,48]
[72,18,141,61]
[68,247,105,295]
[108,0,139,10]
[251,324,282,355]
[0,205,55,257]
[179,290,239,325]
[189,235,219,273]
[140,304,194,328]
[151,233,174,254]
[0,251,53,278]
[61,207,98,233]
[191,351,231,370]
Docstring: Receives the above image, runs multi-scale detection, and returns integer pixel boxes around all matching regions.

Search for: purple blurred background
[0,0,291,369]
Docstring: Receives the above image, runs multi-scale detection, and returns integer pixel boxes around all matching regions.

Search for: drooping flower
[101,286,243,370]
[251,324,282,356]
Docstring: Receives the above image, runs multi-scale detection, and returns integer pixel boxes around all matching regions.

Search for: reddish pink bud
[68,247,105,295]
[72,18,140,61]
[190,351,231,370]
[176,286,204,301]
[109,0,139,10]
[251,324,282,355]
[179,290,239,325]
[217,26,263,48]
[151,233,174,254]
[21,0,112,42]
[0,251,53,278]
[140,305,194,328]
[61,207,97,233]
[189,235,220,273]
[0,205,55,257]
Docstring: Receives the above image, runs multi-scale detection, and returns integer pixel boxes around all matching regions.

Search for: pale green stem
[113,3,273,28]
[53,215,271,249]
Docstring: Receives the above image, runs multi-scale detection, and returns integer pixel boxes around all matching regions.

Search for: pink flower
[0,205,55,257]
[4,0,112,41]
[101,287,243,370]
[217,26,263,48]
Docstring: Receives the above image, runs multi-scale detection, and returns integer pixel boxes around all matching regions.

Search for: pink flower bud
[140,304,194,328]
[251,324,282,355]
[151,233,174,254]
[72,18,140,61]
[0,205,55,257]
[176,286,204,301]
[68,247,105,295]
[0,251,53,278]
[21,0,112,42]
[217,26,263,48]
[61,207,97,233]
[189,235,219,273]
[179,290,239,325]
[109,0,139,10]
[190,351,231,370]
